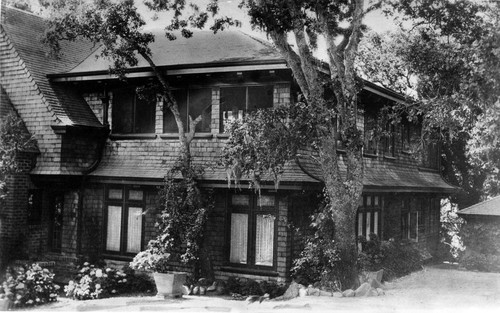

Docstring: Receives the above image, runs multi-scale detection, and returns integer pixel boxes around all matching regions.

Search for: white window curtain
[126,207,143,253]
[255,214,274,266]
[106,206,122,251]
[230,213,248,264]
[365,212,371,240]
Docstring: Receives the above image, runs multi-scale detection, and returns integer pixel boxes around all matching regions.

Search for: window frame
[163,87,213,133]
[401,199,419,242]
[356,195,382,242]
[104,185,145,257]
[225,193,278,270]
[111,88,156,134]
[219,84,275,133]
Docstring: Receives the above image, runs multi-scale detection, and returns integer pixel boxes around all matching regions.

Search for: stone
[332,292,343,298]
[307,287,320,296]
[182,285,192,295]
[376,288,385,296]
[193,286,200,295]
[199,286,206,295]
[367,289,379,297]
[278,281,302,300]
[354,283,371,297]
[318,290,333,297]
[369,278,383,289]
[298,287,308,297]
[342,289,355,297]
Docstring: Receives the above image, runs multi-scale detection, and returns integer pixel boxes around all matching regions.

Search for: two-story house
[0,6,456,282]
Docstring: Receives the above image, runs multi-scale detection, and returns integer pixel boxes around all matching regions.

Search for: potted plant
[130,243,187,298]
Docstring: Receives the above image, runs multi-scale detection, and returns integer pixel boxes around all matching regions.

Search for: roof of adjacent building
[458,196,500,217]
[1,6,103,128]
[69,30,284,74]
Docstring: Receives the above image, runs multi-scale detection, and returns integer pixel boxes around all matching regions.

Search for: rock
[354,282,371,297]
[199,286,206,295]
[182,285,192,295]
[318,290,333,297]
[342,289,355,297]
[207,281,217,292]
[215,281,226,295]
[376,288,385,296]
[369,278,383,289]
[298,287,308,297]
[367,289,379,297]
[279,281,303,300]
[332,292,343,298]
[193,286,200,295]
[307,287,320,296]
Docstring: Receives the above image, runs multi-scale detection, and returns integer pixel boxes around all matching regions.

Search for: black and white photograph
[0,0,498,312]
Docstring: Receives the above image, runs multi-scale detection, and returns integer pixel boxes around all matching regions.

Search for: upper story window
[364,113,378,155]
[112,89,156,134]
[382,123,395,156]
[220,85,274,133]
[163,88,212,133]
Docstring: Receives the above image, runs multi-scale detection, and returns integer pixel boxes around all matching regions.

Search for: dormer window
[219,85,273,133]
[112,89,156,134]
[163,88,212,133]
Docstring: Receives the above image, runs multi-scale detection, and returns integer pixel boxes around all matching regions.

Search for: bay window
[105,186,144,255]
[227,194,276,268]
[220,85,274,132]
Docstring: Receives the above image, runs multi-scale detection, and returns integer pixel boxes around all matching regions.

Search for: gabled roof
[68,30,284,74]
[2,6,103,128]
[458,196,500,217]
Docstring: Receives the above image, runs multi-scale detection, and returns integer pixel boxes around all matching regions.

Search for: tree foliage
[357,1,499,206]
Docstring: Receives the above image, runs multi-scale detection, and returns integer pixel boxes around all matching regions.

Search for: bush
[225,277,286,299]
[64,262,129,300]
[0,263,60,308]
[358,235,423,281]
[459,251,500,272]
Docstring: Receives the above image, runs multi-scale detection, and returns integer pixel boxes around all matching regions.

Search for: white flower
[111,289,117,294]
[95,269,103,277]
[26,300,34,305]
[83,262,90,266]
[95,284,101,290]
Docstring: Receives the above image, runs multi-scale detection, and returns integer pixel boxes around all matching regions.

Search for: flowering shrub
[64,262,128,300]
[0,263,60,308]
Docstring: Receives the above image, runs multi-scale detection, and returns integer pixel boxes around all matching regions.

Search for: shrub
[459,251,500,272]
[64,262,129,300]
[225,277,286,299]
[358,236,424,281]
[0,263,59,308]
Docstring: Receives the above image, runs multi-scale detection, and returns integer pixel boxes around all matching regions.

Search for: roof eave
[47,60,288,82]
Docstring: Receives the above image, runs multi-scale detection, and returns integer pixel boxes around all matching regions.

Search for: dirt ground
[20,264,500,313]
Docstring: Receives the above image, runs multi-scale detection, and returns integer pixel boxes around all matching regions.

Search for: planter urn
[153,272,187,298]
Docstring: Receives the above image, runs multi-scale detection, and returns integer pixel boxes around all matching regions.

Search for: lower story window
[402,211,419,241]
[105,186,144,255]
[357,195,381,242]
[228,194,276,268]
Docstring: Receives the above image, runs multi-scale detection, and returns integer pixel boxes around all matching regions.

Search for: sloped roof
[88,141,319,186]
[458,196,500,216]
[2,6,103,128]
[297,152,457,193]
[69,30,284,74]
